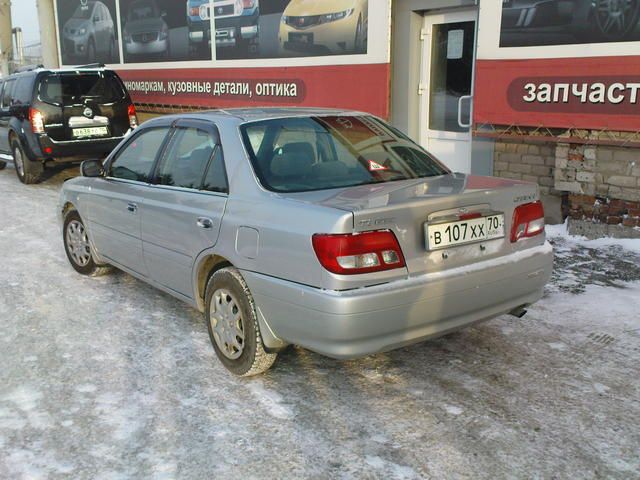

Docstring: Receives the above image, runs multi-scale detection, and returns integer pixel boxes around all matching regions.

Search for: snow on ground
[0,165,639,479]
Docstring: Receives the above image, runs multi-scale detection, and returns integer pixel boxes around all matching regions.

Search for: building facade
[49,0,640,234]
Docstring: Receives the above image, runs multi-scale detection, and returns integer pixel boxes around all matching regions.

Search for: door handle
[197,217,214,229]
[127,202,138,213]
[457,95,473,129]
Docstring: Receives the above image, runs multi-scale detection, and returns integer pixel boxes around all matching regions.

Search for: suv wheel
[12,138,43,184]
[0,160,6,170]
[205,267,277,376]
[63,210,112,276]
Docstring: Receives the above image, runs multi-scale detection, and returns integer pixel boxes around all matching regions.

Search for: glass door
[419,10,477,173]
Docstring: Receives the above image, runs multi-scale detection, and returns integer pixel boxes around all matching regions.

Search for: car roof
[4,67,115,79]
[144,107,369,127]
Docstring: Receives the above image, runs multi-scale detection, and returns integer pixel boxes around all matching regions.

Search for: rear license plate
[72,127,109,138]
[289,33,313,44]
[426,214,505,250]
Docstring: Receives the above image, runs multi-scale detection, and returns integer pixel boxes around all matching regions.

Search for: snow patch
[444,405,464,416]
[546,221,640,254]
[365,455,420,479]
[593,383,611,394]
[246,381,294,420]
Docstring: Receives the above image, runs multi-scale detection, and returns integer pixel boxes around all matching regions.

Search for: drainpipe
[0,0,12,76]
[36,0,59,68]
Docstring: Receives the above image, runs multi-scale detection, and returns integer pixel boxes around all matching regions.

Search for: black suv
[0,66,137,184]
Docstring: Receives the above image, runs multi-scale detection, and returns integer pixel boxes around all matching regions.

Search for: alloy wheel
[594,0,640,39]
[13,147,24,178]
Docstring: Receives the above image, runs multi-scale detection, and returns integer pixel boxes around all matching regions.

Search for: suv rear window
[38,72,126,106]
[240,116,450,193]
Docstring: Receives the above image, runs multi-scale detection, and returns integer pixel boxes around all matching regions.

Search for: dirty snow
[1,165,640,479]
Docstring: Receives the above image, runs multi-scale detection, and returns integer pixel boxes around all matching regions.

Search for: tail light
[312,230,406,275]
[511,201,545,242]
[128,104,138,129]
[29,108,45,134]
[189,6,200,16]
[242,0,256,8]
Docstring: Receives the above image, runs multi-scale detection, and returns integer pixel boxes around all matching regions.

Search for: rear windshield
[240,116,450,193]
[38,72,126,106]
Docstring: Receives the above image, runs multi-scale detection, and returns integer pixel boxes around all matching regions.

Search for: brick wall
[493,142,556,194]
[493,137,640,230]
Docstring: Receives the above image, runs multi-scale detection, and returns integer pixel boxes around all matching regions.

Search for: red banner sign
[118,64,391,118]
[474,56,640,132]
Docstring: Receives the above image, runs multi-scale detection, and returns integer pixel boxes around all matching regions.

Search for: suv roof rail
[73,63,106,69]
[14,64,44,73]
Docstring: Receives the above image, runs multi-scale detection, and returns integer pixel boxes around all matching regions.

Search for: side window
[13,78,34,105]
[109,127,169,182]
[2,80,15,108]
[202,148,228,193]
[154,126,216,189]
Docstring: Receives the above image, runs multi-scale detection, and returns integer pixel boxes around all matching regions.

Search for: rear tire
[12,138,42,185]
[63,210,112,277]
[205,267,277,376]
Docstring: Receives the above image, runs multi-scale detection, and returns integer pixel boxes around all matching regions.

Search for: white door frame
[418,9,479,172]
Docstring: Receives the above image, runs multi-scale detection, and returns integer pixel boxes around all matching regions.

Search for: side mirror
[94,16,100,23]
[161,11,167,17]
[81,159,104,178]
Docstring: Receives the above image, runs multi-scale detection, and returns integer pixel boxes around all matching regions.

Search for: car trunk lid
[283,173,542,277]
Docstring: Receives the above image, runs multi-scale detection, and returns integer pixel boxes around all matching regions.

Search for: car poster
[118,0,212,63]
[500,1,640,47]
[56,0,121,65]
[212,0,369,60]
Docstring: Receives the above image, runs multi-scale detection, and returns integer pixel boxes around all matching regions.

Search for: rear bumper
[244,243,553,359]
[37,135,125,162]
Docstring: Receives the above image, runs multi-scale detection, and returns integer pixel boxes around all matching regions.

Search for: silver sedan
[59,108,553,376]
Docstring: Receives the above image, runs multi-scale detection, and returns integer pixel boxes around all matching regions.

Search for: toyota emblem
[83,107,94,119]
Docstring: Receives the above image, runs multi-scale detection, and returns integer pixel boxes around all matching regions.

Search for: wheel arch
[194,254,233,311]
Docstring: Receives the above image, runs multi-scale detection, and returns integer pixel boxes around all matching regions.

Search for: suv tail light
[29,108,45,134]
[511,201,545,242]
[128,104,138,129]
[242,0,256,8]
[312,230,406,275]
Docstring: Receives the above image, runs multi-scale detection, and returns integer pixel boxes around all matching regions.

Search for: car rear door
[141,119,228,299]
[87,125,171,276]
[37,71,130,143]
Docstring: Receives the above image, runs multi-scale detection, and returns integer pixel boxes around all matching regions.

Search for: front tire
[63,210,112,276]
[0,160,6,170]
[205,267,277,376]
[12,138,42,185]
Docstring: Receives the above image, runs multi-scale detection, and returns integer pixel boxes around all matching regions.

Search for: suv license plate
[72,127,109,138]
[426,214,505,250]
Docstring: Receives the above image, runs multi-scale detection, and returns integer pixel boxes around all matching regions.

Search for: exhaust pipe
[509,305,528,319]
